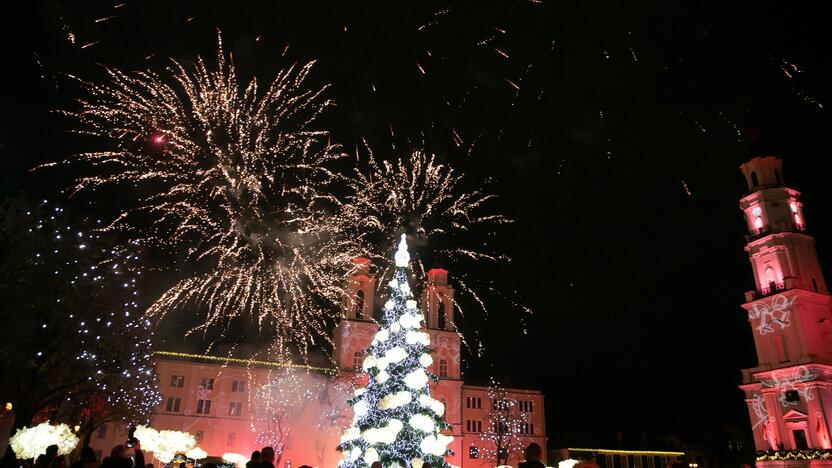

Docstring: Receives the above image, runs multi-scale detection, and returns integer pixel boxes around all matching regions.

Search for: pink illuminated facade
[89,261,546,468]
[738,157,832,466]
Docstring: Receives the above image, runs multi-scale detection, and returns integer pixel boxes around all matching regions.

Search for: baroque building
[89,259,546,468]
[738,156,832,466]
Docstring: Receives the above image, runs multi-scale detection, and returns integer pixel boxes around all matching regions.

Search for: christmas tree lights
[338,235,452,468]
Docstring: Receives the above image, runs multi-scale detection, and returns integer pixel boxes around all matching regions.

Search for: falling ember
[151,134,165,144]
[416,60,426,75]
[494,47,509,58]
[504,77,520,90]
[80,39,105,50]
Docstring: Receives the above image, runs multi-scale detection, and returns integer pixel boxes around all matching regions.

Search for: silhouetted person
[245,452,260,468]
[101,446,131,468]
[370,463,382,468]
[36,445,62,468]
[203,464,218,468]
[422,463,432,468]
[127,438,144,468]
[519,443,546,468]
[70,447,99,468]
[258,447,275,468]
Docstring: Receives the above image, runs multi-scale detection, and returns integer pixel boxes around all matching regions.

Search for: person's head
[178,462,186,468]
[370,463,382,468]
[250,451,260,462]
[128,437,141,451]
[80,447,97,463]
[45,446,59,458]
[525,442,543,461]
[260,447,275,463]
[110,445,126,459]
[422,463,432,468]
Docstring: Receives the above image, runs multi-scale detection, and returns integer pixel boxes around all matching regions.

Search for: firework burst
[52,34,361,357]
[341,149,513,332]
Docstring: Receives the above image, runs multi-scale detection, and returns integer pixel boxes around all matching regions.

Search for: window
[813,278,819,292]
[353,352,364,371]
[170,375,184,387]
[519,423,535,434]
[196,399,212,415]
[494,422,509,434]
[354,290,365,319]
[166,397,181,412]
[439,360,448,378]
[465,420,482,432]
[231,380,246,393]
[97,424,108,439]
[774,334,790,363]
[469,446,479,459]
[751,171,759,187]
[438,306,446,330]
[520,400,535,412]
[228,401,243,416]
[766,267,776,285]
[775,170,782,185]
[200,378,215,390]
[466,396,482,409]
[227,432,236,447]
[493,399,510,411]
[754,216,764,230]
[195,431,204,442]
[784,390,800,403]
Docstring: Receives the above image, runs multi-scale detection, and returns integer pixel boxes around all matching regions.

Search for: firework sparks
[53,34,361,358]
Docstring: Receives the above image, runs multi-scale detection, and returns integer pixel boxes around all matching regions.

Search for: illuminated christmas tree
[338,235,453,468]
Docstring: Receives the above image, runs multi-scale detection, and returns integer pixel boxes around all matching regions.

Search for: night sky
[3,0,832,452]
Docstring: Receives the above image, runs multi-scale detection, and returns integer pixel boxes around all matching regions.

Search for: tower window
[765,267,776,286]
[813,278,819,292]
[775,170,782,185]
[438,305,446,330]
[751,171,759,187]
[784,390,800,403]
[754,216,764,230]
[439,359,448,378]
[469,446,479,459]
[354,290,365,319]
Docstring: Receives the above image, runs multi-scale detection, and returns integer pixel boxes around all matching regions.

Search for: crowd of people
[28,440,546,468]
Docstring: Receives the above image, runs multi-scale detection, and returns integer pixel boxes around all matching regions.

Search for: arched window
[755,217,764,230]
[775,170,782,185]
[795,213,803,228]
[774,334,790,363]
[353,351,363,371]
[439,359,448,378]
[438,303,446,330]
[354,290,365,319]
[766,267,776,285]
[751,171,759,187]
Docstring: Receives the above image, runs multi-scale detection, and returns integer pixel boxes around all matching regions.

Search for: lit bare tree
[477,382,530,466]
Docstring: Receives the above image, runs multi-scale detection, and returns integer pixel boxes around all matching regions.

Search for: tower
[738,157,832,463]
